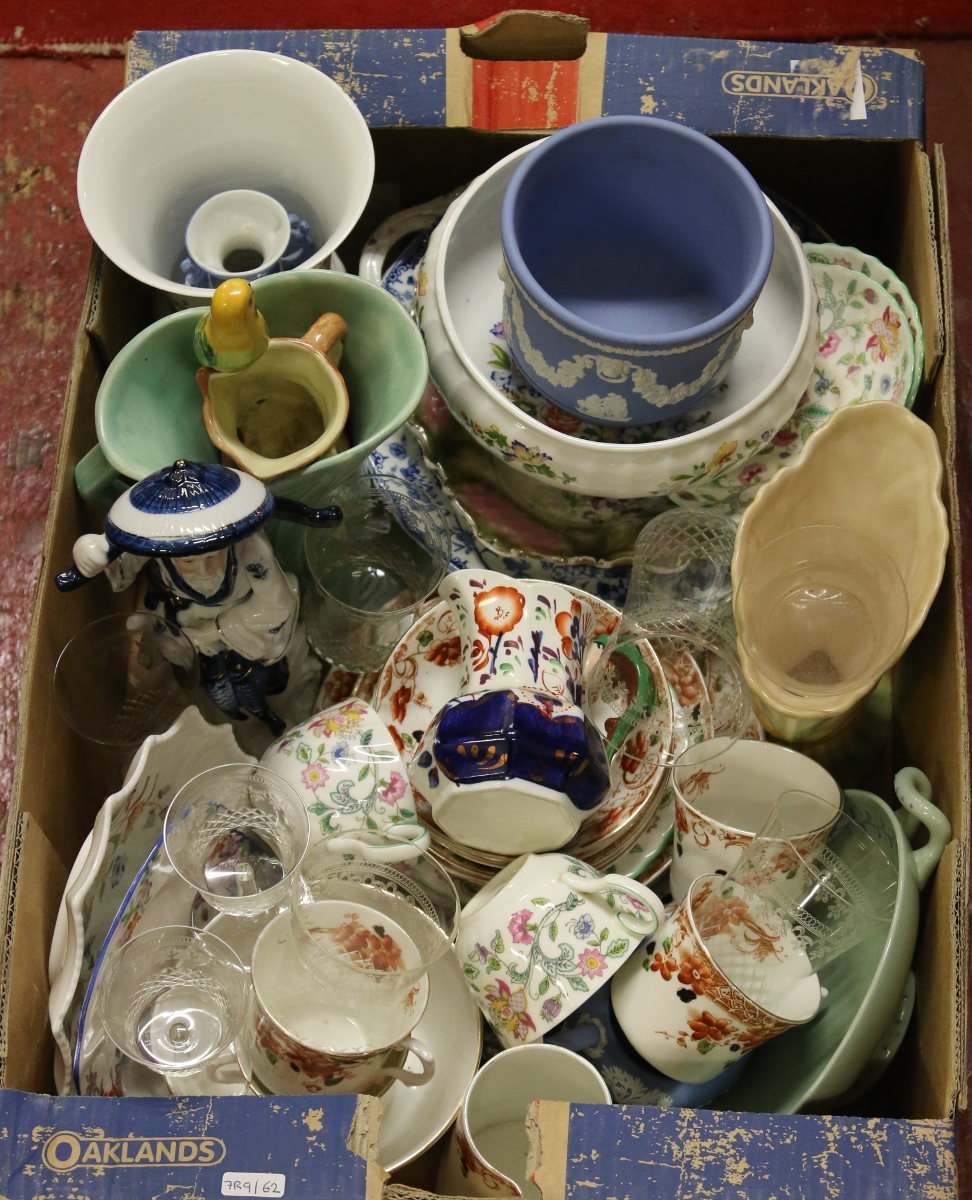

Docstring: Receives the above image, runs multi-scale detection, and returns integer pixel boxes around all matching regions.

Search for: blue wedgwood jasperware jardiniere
[500,116,774,427]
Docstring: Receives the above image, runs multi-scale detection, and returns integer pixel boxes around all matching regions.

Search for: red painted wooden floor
[1,0,971,45]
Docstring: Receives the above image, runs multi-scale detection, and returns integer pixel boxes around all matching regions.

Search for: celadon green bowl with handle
[714,767,950,1114]
[80,270,429,571]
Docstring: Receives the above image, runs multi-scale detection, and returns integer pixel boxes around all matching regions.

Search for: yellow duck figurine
[194,277,270,373]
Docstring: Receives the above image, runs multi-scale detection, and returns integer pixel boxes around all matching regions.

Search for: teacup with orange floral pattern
[248,911,435,1096]
[611,874,821,1084]
[670,736,841,903]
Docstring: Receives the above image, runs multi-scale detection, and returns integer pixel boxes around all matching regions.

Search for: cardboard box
[0,13,964,1196]
[0,1091,384,1200]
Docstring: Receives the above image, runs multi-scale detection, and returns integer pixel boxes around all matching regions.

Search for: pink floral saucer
[672,260,913,513]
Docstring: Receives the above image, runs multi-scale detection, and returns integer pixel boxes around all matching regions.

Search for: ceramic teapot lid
[104,459,274,556]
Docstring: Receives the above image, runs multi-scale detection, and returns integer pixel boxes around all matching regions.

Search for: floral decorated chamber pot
[261,699,419,843]
[420,143,816,499]
[457,851,664,1047]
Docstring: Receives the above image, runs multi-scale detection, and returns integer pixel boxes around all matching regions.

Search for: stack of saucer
[373,578,752,886]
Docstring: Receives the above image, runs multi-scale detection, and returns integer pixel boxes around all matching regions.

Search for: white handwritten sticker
[222,1172,286,1196]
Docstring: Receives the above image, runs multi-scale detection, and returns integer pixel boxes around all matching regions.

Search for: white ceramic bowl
[48,707,255,1095]
[421,144,817,500]
[77,50,374,301]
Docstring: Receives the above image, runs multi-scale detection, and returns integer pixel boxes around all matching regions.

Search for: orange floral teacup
[611,874,820,1084]
[670,737,841,903]
[248,911,434,1096]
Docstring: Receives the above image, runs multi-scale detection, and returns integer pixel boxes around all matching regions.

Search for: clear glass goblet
[165,764,310,965]
[301,473,452,672]
[53,612,199,785]
[100,926,250,1078]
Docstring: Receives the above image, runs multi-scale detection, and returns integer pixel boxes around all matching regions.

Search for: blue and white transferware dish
[181,189,317,289]
[368,428,486,574]
[500,117,774,426]
[375,417,636,604]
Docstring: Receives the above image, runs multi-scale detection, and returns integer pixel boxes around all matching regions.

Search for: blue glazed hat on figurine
[500,116,774,426]
[58,459,341,576]
[56,460,342,740]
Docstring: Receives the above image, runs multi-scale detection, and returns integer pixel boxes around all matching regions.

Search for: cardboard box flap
[459,11,589,60]
[127,19,924,139]
[0,1091,384,1200]
[529,1100,957,1198]
[0,816,67,1089]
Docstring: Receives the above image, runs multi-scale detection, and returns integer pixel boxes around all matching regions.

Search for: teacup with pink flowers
[261,699,420,846]
[456,851,665,1048]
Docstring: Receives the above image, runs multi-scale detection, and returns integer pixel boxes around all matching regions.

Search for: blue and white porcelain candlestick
[181,189,317,289]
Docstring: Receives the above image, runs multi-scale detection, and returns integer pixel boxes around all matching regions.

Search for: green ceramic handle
[75,443,129,510]
[596,641,658,762]
[893,767,951,890]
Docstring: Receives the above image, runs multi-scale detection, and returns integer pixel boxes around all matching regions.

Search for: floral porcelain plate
[49,706,254,1094]
[803,242,923,407]
[606,785,675,877]
[672,260,914,513]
